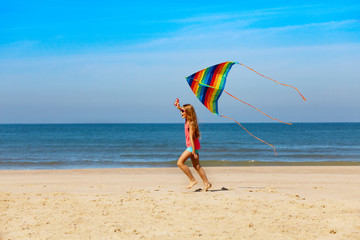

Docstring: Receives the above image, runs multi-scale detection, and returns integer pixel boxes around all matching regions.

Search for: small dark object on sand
[221,187,228,191]
[195,188,202,192]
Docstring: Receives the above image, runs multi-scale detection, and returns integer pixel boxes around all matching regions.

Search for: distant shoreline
[1,161,360,171]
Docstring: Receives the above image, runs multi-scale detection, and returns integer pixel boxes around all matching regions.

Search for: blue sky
[1,0,359,123]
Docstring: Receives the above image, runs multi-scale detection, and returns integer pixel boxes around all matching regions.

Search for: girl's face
[181,108,187,119]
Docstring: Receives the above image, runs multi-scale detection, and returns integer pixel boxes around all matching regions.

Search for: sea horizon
[1,121,360,124]
[1,122,360,170]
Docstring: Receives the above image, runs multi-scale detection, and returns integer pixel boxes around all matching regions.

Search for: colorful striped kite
[185,61,306,155]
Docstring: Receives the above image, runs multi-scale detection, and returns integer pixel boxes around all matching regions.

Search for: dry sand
[0,166,359,239]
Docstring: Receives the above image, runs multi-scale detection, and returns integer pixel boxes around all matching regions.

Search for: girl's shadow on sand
[194,187,229,192]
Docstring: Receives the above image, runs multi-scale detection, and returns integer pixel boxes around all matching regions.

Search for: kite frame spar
[185,61,306,156]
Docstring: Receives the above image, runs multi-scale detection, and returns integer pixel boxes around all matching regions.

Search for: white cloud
[126,18,359,54]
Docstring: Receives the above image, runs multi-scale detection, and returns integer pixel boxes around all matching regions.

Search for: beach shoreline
[1,166,359,239]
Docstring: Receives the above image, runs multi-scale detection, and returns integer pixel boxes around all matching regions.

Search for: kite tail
[220,115,277,156]
[237,63,307,101]
[196,80,291,125]
[224,90,292,125]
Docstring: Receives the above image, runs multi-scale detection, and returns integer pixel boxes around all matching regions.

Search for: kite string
[237,63,307,101]
[223,90,292,125]
[195,80,291,125]
[220,114,277,156]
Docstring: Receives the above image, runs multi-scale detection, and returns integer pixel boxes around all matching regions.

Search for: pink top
[185,122,201,150]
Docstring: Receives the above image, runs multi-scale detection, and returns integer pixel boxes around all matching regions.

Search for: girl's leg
[191,154,212,191]
[177,150,198,189]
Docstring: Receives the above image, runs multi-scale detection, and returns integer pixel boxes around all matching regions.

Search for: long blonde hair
[183,104,200,139]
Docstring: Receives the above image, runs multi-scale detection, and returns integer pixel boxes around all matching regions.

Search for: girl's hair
[183,104,200,139]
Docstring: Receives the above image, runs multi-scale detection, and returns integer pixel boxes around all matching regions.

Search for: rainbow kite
[185,61,306,155]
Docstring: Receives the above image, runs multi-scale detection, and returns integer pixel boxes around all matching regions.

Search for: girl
[174,99,212,192]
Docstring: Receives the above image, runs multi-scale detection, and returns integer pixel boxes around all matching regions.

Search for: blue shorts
[186,147,199,154]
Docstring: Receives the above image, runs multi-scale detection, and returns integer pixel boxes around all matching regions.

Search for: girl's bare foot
[203,182,212,192]
[186,180,198,189]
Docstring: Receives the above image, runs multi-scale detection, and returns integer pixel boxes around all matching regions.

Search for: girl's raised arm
[174,98,181,110]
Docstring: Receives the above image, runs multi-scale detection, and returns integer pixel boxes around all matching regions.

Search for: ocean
[1,123,360,169]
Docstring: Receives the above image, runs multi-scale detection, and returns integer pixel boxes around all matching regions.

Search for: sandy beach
[1,166,359,239]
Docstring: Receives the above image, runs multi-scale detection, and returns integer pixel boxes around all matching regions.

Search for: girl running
[174,99,212,192]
